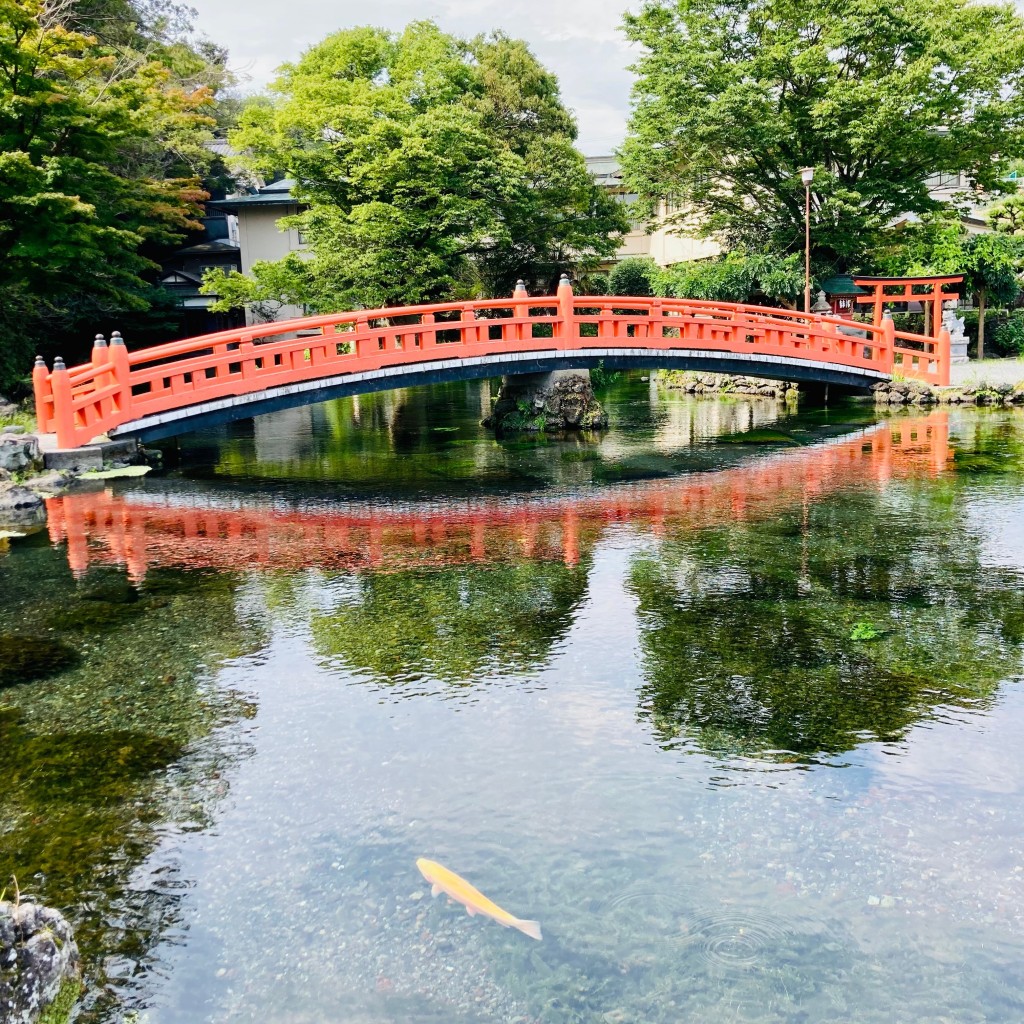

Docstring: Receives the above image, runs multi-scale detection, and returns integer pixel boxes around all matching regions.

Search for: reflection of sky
[968,490,1024,573]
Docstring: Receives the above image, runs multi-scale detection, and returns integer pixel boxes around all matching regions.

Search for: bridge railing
[32,276,950,449]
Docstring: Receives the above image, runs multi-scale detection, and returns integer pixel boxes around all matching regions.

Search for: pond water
[3,375,1024,1023]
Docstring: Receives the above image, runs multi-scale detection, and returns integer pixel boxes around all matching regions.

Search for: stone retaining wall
[873,381,1024,406]
[657,371,799,401]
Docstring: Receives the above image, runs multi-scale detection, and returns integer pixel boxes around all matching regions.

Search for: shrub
[992,308,1024,357]
[609,257,659,297]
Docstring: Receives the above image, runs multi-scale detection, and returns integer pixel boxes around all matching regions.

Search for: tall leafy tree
[872,216,1022,354]
[0,0,224,394]
[218,22,625,314]
[622,0,1024,267]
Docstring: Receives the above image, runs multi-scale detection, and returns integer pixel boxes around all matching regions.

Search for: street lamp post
[801,167,815,315]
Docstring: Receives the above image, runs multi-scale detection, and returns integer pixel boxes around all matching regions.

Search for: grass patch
[0,409,36,434]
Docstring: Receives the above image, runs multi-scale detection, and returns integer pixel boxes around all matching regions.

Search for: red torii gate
[852,275,964,336]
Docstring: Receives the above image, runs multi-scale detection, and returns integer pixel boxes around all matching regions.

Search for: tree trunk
[923,301,930,337]
[977,289,987,361]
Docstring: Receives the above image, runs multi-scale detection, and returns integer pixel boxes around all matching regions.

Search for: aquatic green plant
[849,621,882,641]
[38,978,82,1024]
[0,562,267,1022]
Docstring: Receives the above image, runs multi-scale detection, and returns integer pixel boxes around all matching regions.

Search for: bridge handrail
[32,278,950,449]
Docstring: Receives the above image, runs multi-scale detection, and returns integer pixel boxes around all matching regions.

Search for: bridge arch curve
[33,278,950,449]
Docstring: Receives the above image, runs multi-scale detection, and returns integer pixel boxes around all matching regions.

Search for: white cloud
[187,0,639,154]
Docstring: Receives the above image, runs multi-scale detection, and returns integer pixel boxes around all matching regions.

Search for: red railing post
[32,355,52,433]
[936,326,951,387]
[109,330,133,423]
[513,279,529,341]
[881,312,895,375]
[90,333,108,372]
[557,273,574,343]
[50,357,77,448]
[90,334,112,418]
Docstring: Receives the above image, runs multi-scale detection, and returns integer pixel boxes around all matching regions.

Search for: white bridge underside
[110,347,890,443]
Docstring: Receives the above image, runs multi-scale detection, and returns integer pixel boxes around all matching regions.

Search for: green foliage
[871,216,1023,355]
[203,257,311,322]
[623,0,1024,264]
[609,257,659,297]
[992,309,1024,357]
[874,214,1022,291]
[850,621,882,641]
[657,250,804,305]
[226,22,626,313]
[38,977,82,1024]
[988,195,1024,236]
[0,0,230,393]
[590,361,621,389]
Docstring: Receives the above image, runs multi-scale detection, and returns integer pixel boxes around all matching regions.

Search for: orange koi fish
[416,858,542,941]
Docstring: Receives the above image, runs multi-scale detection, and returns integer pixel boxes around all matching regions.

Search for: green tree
[988,195,1024,236]
[219,22,625,315]
[965,234,1023,358]
[873,217,1022,354]
[0,0,223,393]
[622,0,1024,266]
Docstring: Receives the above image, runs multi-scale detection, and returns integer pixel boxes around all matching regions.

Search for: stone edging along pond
[871,380,1024,406]
[657,369,1024,407]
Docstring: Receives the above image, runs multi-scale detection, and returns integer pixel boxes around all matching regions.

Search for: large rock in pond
[0,900,80,1023]
[484,370,608,435]
[0,435,41,474]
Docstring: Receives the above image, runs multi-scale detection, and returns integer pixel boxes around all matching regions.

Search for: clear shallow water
[3,378,1024,1022]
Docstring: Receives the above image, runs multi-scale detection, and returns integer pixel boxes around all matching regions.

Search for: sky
[187,0,639,156]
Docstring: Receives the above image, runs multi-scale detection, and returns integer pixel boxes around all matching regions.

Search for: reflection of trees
[312,560,590,686]
[629,485,1024,760]
[0,563,265,1021]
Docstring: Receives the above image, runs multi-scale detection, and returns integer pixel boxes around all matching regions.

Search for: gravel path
[950,358,1024,387]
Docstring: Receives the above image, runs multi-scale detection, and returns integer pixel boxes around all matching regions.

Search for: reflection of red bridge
[45,414,951,581]
[34,279,950,450]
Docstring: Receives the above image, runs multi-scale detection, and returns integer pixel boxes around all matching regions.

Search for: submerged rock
[0,900,80,1023]
[0,485,43,515]
[0,634,80,689]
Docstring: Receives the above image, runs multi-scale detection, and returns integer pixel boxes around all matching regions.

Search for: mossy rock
[0,634,79,688]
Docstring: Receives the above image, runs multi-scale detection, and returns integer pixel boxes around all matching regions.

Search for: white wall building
[211,179,309,323]
[586,156,721,268]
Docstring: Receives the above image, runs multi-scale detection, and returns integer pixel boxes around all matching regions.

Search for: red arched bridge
[33,277,951,449]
